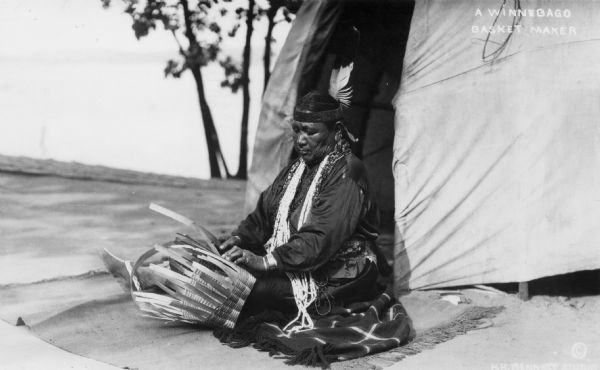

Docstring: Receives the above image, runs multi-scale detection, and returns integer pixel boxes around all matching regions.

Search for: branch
[179,0,199,46]
[170,29,186,55]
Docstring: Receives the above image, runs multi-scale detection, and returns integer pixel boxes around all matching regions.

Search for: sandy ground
[1,172,599,370]
[0,320,118,370]
[392,292,600,370]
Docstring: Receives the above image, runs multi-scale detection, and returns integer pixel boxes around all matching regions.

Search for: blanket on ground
[214,292,412,367]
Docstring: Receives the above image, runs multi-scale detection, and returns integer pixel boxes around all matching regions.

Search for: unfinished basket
[130,241,256,329]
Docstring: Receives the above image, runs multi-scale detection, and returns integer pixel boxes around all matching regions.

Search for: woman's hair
[295,90,340,114]
[294,91,343,128]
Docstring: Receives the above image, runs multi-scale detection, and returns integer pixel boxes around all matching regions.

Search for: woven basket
[130,243,256,329]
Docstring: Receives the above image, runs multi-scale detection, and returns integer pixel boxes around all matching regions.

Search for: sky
[0,0,291,178]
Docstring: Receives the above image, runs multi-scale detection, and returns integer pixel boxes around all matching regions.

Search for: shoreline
[0,154,244,190]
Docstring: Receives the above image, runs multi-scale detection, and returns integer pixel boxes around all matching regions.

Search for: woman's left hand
[222,246,266,272]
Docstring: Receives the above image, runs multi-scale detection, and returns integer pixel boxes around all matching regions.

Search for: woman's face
[291,120,336,165]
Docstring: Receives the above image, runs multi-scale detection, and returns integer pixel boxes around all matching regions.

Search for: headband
[293,107,343,123]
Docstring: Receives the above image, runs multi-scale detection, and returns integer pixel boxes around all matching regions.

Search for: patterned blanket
[214,292,412,367]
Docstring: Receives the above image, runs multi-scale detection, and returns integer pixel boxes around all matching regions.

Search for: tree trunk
[180,0,229,178]
[191,67,230,178]
[263,8,277,93]
[235,0,256,179]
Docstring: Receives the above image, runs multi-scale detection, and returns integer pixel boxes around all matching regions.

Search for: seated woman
[219,90,386,328]
[103,90,407,365]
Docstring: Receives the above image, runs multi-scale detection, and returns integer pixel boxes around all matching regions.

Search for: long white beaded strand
[264,155,332,333]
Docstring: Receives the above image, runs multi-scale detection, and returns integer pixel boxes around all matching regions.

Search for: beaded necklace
[264,147,349,332]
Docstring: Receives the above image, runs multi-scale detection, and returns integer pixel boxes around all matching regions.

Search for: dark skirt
[241,261,382,319]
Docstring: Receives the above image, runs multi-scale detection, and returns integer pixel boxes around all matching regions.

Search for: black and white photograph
[1,0,599,369]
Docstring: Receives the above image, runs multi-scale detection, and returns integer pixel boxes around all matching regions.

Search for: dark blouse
[233,153,380,278]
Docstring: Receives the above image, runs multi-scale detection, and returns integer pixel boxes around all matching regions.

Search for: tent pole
[518,281,530,301]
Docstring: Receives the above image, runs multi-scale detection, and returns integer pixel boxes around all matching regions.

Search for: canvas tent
[246,0,600,294]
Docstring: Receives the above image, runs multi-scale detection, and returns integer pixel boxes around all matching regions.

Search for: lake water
[0,0,289,179]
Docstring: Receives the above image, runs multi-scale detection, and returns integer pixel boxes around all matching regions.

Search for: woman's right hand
[222,246,266,272]
[218,235,241,254]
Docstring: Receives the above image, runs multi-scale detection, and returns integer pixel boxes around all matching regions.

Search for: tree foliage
[103,0,228,76]
[102,0,232,178]
[102,0,298,179]
[218,0,295,94]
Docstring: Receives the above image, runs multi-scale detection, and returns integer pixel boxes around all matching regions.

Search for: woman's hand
[222,246,266,272]
[218,235,241,254]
